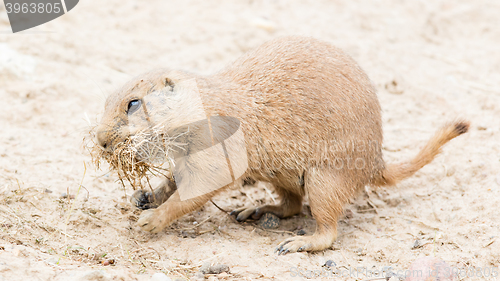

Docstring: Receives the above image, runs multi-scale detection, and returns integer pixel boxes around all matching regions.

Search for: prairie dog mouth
[86,124,182,190]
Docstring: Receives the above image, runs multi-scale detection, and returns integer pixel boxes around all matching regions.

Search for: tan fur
[95,36,469,254]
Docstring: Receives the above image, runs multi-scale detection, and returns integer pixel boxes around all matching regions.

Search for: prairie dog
[95,36,469,254]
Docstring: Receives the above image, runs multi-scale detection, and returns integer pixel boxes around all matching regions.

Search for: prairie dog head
[95,69,206,156]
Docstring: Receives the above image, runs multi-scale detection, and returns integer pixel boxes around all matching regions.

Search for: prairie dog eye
[127,99,141,114]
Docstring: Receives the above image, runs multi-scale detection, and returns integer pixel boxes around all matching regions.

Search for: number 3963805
[5,2,62,14]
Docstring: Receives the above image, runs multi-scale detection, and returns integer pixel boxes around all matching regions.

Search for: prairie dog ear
[142,74,207,127]
[160,71,190,94]
[164,77,175,92]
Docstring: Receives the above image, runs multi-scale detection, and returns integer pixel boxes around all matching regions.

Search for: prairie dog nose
[96,128,109,151]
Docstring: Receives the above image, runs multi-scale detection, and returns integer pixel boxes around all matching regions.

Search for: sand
[0,0,499,280]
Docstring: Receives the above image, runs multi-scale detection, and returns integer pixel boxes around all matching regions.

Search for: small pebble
[209,264,229,274]
[46,257,59,265]
[384,198,402,207]
[412,239,423,249]
[193,272,204,280]
[199,262,230,275]
[60,193,75,199]
[199,262,211,274]
[150,272,172,281]
[258,213,280,229]
[101,259,115,266]
[323,260,336,268]
[355,248,365,256]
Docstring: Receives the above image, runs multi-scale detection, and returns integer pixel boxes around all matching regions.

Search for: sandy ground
[0,0,499,280]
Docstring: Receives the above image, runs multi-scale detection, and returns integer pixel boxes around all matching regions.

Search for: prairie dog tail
[372,120,470,187]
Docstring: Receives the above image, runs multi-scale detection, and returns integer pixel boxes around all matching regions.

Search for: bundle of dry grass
[84,124,184,190]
